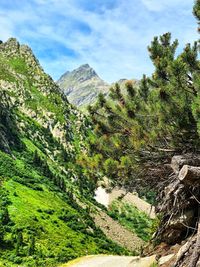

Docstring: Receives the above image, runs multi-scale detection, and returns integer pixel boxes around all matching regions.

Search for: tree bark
[178,165,200,185]
[171,155,200,174]
[188,217,200,267]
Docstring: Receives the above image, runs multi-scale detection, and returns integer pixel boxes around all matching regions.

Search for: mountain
[57,64,110,109]
[2,37,197,267]
[0,38,141,266]
[57,65,140,109]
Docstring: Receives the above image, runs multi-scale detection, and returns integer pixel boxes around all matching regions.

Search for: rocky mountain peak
[0,38,20,55]
[61,64,98,83]
[0,38,40,70]
[57,64,109,108]
[77,63,96,74]
[76,65,97,82]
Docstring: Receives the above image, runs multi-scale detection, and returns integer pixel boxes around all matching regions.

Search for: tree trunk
[188,217,200,267]
[178,165,200,185]
[171,155,200,174]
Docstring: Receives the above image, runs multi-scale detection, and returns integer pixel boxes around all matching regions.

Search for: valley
[0,1,200,266]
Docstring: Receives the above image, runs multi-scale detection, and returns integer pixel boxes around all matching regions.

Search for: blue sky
[0,0,198,83]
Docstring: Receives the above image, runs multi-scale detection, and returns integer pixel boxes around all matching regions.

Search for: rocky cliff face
[57,64,110,109]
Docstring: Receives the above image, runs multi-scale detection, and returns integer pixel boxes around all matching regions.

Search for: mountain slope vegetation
[0,1,199,267]
[0,38,131,267]
[77,1,200,265]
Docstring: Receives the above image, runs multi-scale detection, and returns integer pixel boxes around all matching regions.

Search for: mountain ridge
[57,64,110,108]
[57,64,139,109]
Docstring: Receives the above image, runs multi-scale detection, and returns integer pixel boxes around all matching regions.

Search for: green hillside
[0,1,199,266]
[0,38,129,267]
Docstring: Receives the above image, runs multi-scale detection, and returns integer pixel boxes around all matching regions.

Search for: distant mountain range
[57,64,139,109]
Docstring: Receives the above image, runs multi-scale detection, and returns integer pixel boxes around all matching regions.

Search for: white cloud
[141,0,192,11]
[0,0,198,83]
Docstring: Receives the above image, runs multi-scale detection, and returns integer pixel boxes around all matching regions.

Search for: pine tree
[139,75,149,102]
[33,150,42,166]
[147,32,199,148]
[193,0,200,32]
[27,235,35,256]
[2,207,10,225]
[87,21,200,188]
[0,223,4,243]
[15,231,23,255]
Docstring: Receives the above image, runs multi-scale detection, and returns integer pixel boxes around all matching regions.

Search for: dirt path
[61,255,157,267]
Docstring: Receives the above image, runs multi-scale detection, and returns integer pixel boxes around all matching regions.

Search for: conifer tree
[139,75,149,102]
[0,224,4,243]
[1,208,10,225]
[15,231,23,255]
[193,0,200,32]
[147,32,199,147]
[33,150,42,166]
[86,16,200,188]
[27,235,35,256]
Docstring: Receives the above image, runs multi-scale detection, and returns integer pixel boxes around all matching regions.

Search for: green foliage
[0,176,129,266]
[139,75,149,102]
[104,158,118,176]
[193,0,200,32]
[9,58,28,75]
[0,185,12,246]
[25,86,66,123]
[0,224,4,242]
[0,99,128,266]
[27,235,35,256]
[108,201,155,241]
[86,24,200,193]
[0,57,16,82]
[0,94,22,152]
[15,230,23,255]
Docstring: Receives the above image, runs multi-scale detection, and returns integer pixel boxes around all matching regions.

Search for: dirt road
[61,255,156,267]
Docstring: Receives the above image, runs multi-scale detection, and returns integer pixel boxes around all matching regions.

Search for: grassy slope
[4,180,98,264]
[0,39,130,266]
[0,133,130,267]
